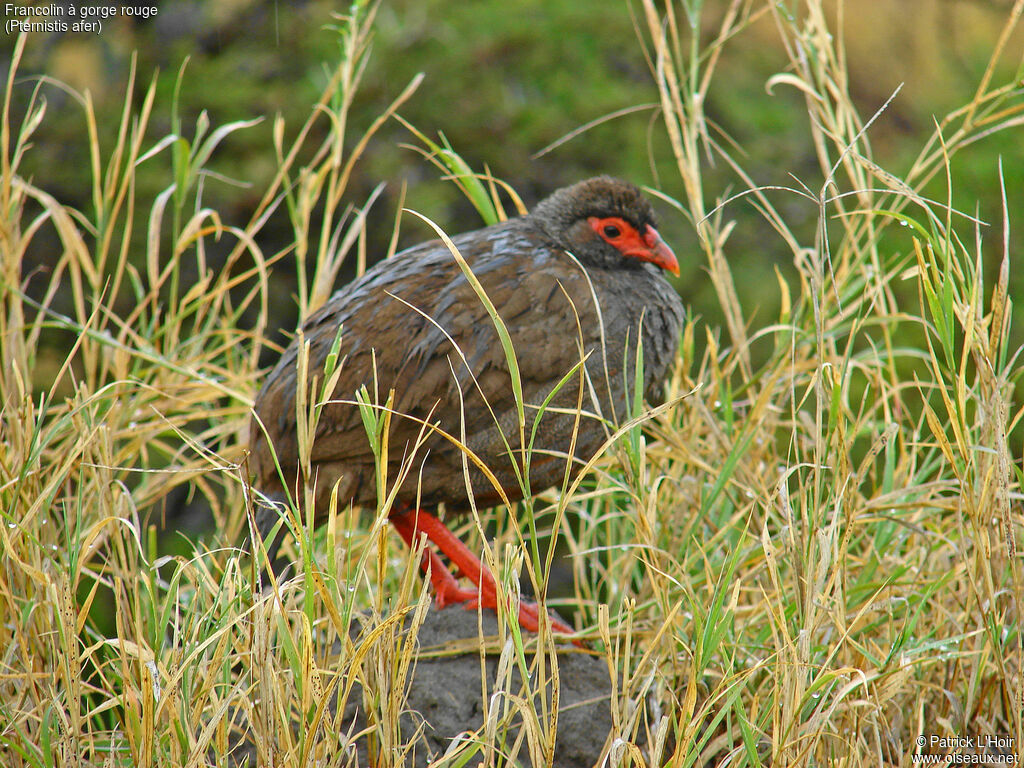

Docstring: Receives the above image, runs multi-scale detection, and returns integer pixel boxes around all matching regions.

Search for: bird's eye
[603,224,621,239]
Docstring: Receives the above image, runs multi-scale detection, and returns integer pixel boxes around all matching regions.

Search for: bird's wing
[265,228,604,469]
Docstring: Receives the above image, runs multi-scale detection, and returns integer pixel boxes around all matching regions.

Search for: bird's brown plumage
[248,176,685,573]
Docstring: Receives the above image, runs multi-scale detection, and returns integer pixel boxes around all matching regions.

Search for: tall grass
[627,0,1024,763]
[2,0,1023,766]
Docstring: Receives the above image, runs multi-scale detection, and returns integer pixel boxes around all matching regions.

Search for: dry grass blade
[3,1,1024,767]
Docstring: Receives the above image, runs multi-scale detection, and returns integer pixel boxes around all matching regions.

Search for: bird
[247,176,685,637]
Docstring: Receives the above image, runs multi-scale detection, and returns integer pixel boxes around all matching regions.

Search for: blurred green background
[7,0,1023,379]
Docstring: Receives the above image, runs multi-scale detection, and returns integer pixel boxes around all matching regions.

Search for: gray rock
[228,605,616,767]
[339,606,615,768]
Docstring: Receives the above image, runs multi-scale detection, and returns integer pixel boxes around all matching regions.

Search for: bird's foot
[415,547,483,608]
[420,546,574,637]
[512,598,575,637]
[391,507,578,644]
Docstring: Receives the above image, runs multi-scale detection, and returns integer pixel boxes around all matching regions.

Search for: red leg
[390,511,480,607]
[389,507,575,638]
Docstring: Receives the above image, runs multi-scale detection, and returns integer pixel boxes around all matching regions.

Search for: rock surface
[229,606,616,767]
[340,606,614,767]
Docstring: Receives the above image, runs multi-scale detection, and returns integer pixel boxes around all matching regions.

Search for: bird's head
[530,176,679,277]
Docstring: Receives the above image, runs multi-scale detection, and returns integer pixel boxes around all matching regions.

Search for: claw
[390,507,578,644]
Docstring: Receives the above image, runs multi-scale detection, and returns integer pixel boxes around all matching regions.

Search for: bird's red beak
[625,225,679,277]
[588,216,680,277]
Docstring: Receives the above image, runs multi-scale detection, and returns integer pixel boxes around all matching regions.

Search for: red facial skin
[588,216,680,276]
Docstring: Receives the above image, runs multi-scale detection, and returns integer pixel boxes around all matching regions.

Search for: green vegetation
[1,1,1022,766]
